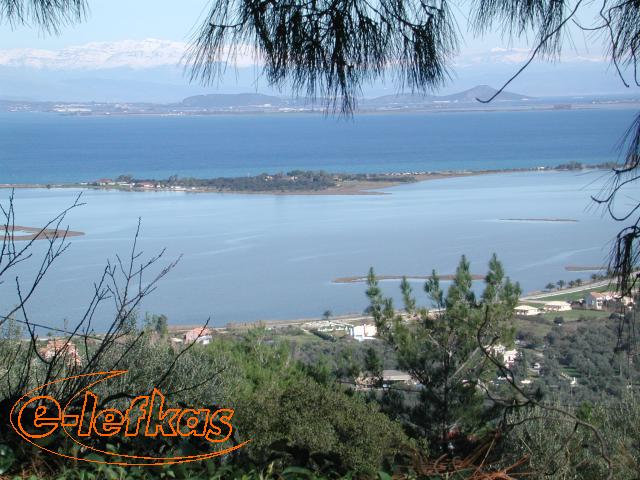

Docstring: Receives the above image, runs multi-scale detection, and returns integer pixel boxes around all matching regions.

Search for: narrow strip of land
[564,265,606,271]
[520,278,614,301]
[1,225,85,241]
[0,163,616,196]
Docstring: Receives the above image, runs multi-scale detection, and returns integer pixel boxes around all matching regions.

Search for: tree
[5,0,637,113]
[322,309,332,320]
[335,345,361,381]
[363,345,383,386]
[366,254,520,453]
[546,282,557,291]
[557,279,566,289]
[0,0,86,33]
[144,313,169,337]
[116,174,133,183]
[214,332,406,475]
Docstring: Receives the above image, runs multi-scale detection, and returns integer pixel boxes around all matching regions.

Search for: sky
[1,1,212,48]
[0,0,636,101]
[2,0,579,52]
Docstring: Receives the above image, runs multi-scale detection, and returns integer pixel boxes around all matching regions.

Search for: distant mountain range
[0,39,187,70]
[1,86,637,116]
[176,86,532,110]
[0,38,632,101]
[179,93,292,109]
[360,85,532,106]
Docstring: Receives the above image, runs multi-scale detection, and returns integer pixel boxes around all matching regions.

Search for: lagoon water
[1,109,639,329]
[0,170,633,329]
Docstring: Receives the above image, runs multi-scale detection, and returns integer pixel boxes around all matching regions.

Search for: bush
[500,395,640,479]
[234,377,406,476]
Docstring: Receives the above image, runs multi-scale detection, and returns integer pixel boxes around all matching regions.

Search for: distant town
[2,85,639,116]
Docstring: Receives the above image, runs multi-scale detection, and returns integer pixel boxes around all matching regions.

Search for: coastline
[0,167,596,197]
[4,97,640,119]
[171,274,615,334]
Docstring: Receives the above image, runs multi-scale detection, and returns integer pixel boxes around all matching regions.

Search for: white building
[184,327,213,343]
[544,301,572,312]
[301,320,349,332]
[382,369,414,385]
[503,349,519,368]
[515,305,540,316]
[619,296,635,307]
[194,335,212,345]
[40,339,82,367]
[354,369,415,390]
[585,292,606,309]
[490,344,519,368]
[348,323,377,341]
[584,291,618,309]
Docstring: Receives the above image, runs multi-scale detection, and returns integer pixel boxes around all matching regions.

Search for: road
[521,278,615,302]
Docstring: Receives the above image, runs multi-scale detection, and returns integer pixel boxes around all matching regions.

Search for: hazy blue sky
[0,0,633,100]
[1,0,601,53]
[1,1,210,48]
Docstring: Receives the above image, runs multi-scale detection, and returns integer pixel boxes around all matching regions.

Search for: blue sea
[0,108,637,183]
[0,109,638,330]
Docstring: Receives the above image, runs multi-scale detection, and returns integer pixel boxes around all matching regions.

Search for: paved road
[521,279,615,302]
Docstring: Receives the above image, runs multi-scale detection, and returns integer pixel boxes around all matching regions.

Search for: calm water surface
[0,170,630,329]
[0,109,637,183]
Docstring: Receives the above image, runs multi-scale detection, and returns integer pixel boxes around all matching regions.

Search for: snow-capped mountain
[0,38,255,70]
[0,39,627,102]
[0,39,606,71]
[455,47,605,67]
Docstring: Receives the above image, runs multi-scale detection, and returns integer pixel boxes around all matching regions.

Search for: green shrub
[235,377,406,476]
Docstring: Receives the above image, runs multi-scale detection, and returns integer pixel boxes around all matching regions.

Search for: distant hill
[179,93,289,108]
[360,85,531,108]
[439,85,532,102]
[177,85,531,111]
[0,85,556,115]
